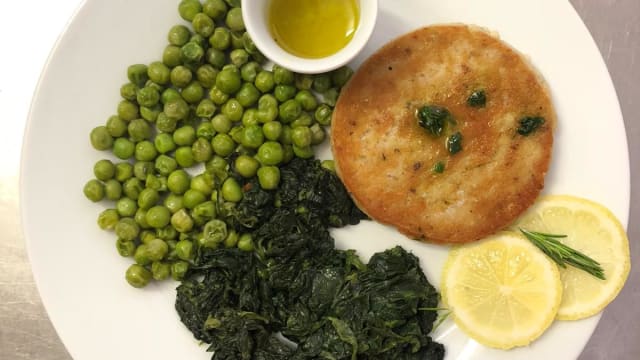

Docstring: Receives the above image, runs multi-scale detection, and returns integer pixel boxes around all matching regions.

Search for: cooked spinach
[416,105,452,137]
[466,90,486,107]
[175,158,444,360]
[446,132,463,155]
[517,116,545,136]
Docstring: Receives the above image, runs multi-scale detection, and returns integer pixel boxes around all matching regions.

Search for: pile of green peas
[83,0,351,288]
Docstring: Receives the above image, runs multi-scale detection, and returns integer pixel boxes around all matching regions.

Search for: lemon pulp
[442,232,562,349]
[269,0,359,58]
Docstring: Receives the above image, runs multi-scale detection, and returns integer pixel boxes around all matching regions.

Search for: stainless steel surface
[0,0,637,359]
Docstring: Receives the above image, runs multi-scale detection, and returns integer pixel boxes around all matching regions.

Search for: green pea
[168,24,191,46]
[196,64,219,88]
[212,114,232,133]
[295,90,318,111]
[97,208,119,230]
[254,70,274,93]
[171,208,194,233]
[134,141,157,162]
[310,123,326,145]
[293,144,314,159]
[230,48,249,66]
[134,244,151,265]
[331,66,354,88]
[191,173,214,195]
[115,162,134,182]
[136,86,159,107]
[175,146,195,168]
[167,169,191,194]
[279,125,293,145]
[292,126,312,147]
[173,125,197,146]
[170,66,192,88]
[127,119,151,142]
[146,174,168,192]
[115,217,140,241]
[153,133,175,154]
[279,99,301,123]
[240,61,260,83]
[221,98,244,121]
[137,188,160,210]
[157,225,178,241]
[234,155,259,178]
[93,159,115,181]
[164,98,190,120]
[203,0,228,19]
[257,141,284,166]
[116,197,138,217]
[257,94,278,123]
[321,159,336,173]
[196,119,217,140]
[182,81,204,104]
[181,42,205,66]
[225,7,244,31]
[272,64,294,85]
[117,100,139,121]
[147,61,171,85]
[120,82,138,101]
[106,115,127,137]
[212,133,235,156]
[314,104,333,126]
[221,177,243,202]
[192,201,216,225]
[205,155,229,176]
[152,156,176,178]
[183,189,207,209]
[134,161,154,183]
[116,238,136,257]
[229,126,244,145]
[189,33,207,48]
[201,219,228,247]
[274,84,296,102]
[146,238,169,261]
[322,88,339,107]
[178,0,202,21]
[241,108,259,126]
[90,126,113,151]
[237,233,254,251]
[83,179,105,202]
[140,105,161,122]
[151,261,171,281]
[282,144,294,163]
[126,264,152,288]
[224,230,239,248]
[164,193,185,214]
[295,73,314,90]
[156,113,178,133]
[123,178,143,200]
[290,112,312,128]
[161,88,181,104]
[104,179,123,200]
[145,205,171,228]
[209,27,231,50]
[192,137,213,162]
[262,121,282,141]
[257,166,280,190]
[241,124,264,149]
[236,83,260,108]
[313,73,332,92]
[171,260,190,280]
[175,239,194,260]
[209,85,230,105]
[206,48,227,69]
[136,209,150,230]
[216,68,242,94]
[127,64,149,87]
[192,13,215,37]
[196,99,217,119]
[162,45,182,68]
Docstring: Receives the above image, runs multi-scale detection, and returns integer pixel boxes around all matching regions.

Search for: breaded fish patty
[331,25,556,244]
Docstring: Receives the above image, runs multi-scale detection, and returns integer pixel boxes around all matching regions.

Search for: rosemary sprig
[519,228,605,280]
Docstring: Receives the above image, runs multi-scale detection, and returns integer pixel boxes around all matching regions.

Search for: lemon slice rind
[511,194,630,321]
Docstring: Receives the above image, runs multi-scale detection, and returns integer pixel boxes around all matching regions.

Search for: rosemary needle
[519,228,605,280]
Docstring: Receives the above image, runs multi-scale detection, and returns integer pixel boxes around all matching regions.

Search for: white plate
[21,0,629,359]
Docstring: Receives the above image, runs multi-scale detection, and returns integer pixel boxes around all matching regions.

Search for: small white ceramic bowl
[242,0,378,74]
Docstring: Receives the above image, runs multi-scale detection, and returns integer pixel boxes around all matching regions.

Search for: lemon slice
[442,232,562,349]
[511,195,630,320]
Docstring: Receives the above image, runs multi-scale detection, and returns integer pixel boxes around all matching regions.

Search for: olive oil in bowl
[269,0,360,59]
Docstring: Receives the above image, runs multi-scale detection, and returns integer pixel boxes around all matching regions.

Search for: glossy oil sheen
[268,0,359,58]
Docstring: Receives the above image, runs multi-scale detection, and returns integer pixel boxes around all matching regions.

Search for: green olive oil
[269,0,360,58]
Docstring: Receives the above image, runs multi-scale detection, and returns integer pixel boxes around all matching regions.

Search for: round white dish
[20,0,629,359]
